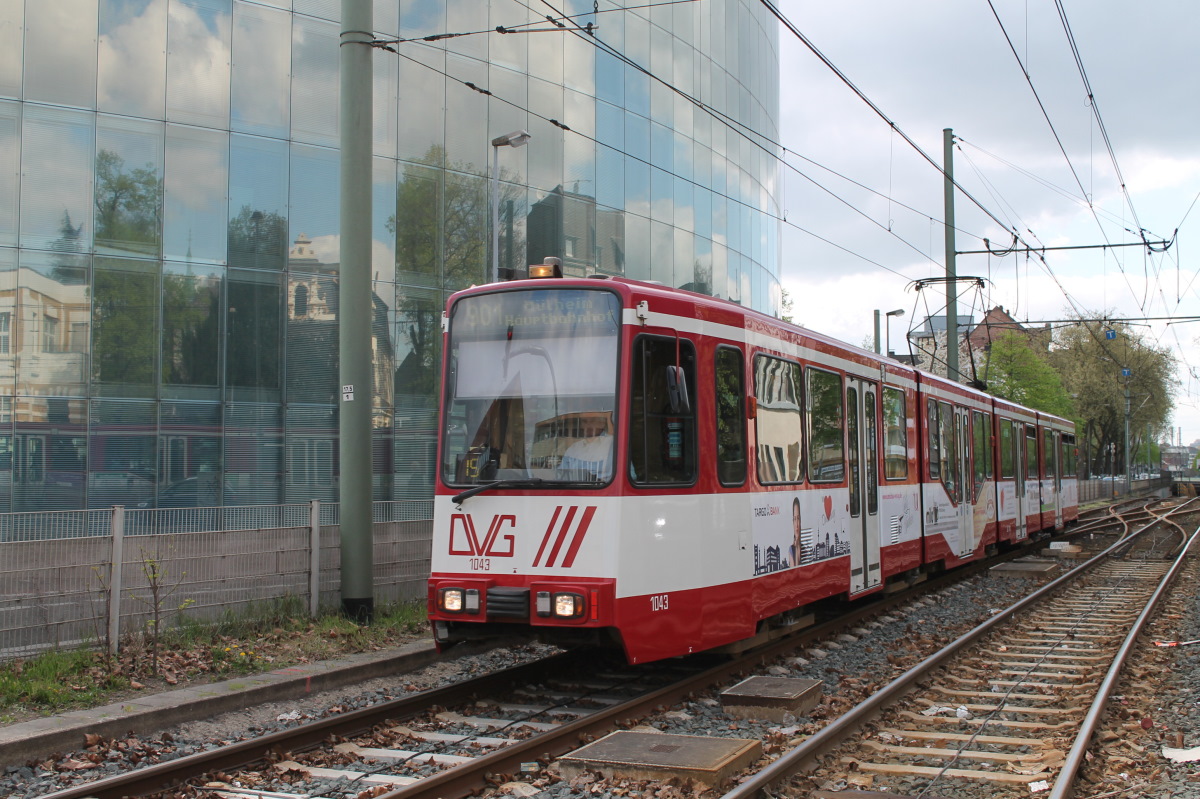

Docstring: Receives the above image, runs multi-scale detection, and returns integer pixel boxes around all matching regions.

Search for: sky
[773,0,1200,444]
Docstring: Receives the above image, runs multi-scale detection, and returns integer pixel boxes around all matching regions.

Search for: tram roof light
[528,257,563,279]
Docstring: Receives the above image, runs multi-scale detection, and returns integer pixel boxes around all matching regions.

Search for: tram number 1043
[650,594,669,612]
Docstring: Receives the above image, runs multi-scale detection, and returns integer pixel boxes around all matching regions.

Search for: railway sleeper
[839,757,1050,784]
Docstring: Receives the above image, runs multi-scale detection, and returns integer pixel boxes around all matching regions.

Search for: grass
[0,598,430,724]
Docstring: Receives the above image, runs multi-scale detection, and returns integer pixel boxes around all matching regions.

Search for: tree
[983,331,1075,418]
[94,149,161,256]
[1048,317,1175,477]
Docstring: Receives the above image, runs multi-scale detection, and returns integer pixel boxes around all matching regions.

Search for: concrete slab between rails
[990,558,1060,575]
[559,731,761,788]
[0,638,443,765]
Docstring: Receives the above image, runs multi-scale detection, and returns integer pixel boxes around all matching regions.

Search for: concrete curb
[0,639,443,765]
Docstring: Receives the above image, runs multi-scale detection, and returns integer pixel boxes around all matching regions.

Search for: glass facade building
[0,0,780,511]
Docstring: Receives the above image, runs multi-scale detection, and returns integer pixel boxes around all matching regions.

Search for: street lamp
[491,130,531,283]
[884,308,905,357]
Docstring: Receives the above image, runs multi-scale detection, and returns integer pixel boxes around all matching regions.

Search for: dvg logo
[449,513,516,557]
[448,506,597,567]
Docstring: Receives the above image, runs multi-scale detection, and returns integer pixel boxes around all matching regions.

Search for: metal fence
[0,500,433,662]
[1077,475,1173,504]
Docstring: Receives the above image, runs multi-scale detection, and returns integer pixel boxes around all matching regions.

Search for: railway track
[726,497,1200,799]
[37,502,1183,799]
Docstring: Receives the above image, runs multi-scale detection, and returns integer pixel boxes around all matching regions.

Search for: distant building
[908,306,1047,383]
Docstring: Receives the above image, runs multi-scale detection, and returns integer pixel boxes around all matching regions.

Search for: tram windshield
[442,288,621,487]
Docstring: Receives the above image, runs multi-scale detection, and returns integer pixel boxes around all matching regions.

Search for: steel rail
[1048,522,1200,799]
[717,500,1197,799]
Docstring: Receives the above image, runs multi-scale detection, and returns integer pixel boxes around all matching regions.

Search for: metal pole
[873,309,881,354]
[491,145,501,283]
[1124,386,1132,496]
[943,128,959,382]
[338,0,374,622]
[108,505,124,656]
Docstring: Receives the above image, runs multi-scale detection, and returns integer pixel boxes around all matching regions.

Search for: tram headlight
[536,591,586,619]
[438,587,480,614]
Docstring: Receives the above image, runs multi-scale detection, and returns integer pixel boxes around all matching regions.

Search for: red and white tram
[427,271,1078,664]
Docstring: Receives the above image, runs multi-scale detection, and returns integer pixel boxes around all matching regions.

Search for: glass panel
[847,386,859,517]
[21,106,95,252]
[442,170,486,291]
[155,400,221,507]
[95,115,164,258]
[596,145,623,213]
[228,134,289,270]
[231,0,290,138]
[0,250,14,401]
[166,0,232,128]
[288,143,338,272]
[225,402,282,504]
[865,389,878,514]
[0,0,22,99]
[443,289,621,485]
[373,46,397,158]
[396,46,445,164]
[1043,428,1055,477]
[284,403,335,502]
[926,399,940,479]
[17,251,89,397]
[628,335,695,485]
[624,212,649,281]
[443,54,485,168]
[373,156,397,284]
[164,124,228,263]
[0,101,17,247]
[714,346,745,485]
[940,402,957,500]
[400,0,443,38]
[999,418,1014,478]
[227,268,282,399]
[597,205,623,276]
[285,271,337,404]
[753,355,801,484]
[88,399,155,509]
[294,0,336,20]
[25,0,98,109]
[291,14,338,146]
[98,0,167,118]
[883,386,907,479]
[395,161,441,286]
[806,368,843,483]
[14,397,87,511]
[161,261,222,395]
[92,257,158,396]
[1025,425,1038,479]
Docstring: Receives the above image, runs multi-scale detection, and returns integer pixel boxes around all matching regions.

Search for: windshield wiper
[452,478,549,505]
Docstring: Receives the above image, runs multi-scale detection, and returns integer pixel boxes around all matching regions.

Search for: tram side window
[1044,429,1056,478]
[939,401,959,502]
[999,419,1015,478]
[753,355,803,483]
[715,347,746,485]
[1063,434,1077,476]
[1025,425,1038,480]
[883,387,908,480]
[629,336,697,485]
[926,399,940,479]
[806,368,844,482]
[971,411,987,495]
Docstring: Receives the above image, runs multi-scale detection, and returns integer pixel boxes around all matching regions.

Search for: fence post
[309,499,320,618]
[108,505,125,656]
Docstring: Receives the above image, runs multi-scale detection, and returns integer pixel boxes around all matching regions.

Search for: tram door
[847,378,881,594]
[956,408,974,557]
[1014,421,1028,540]
[1050,431,1064,529]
